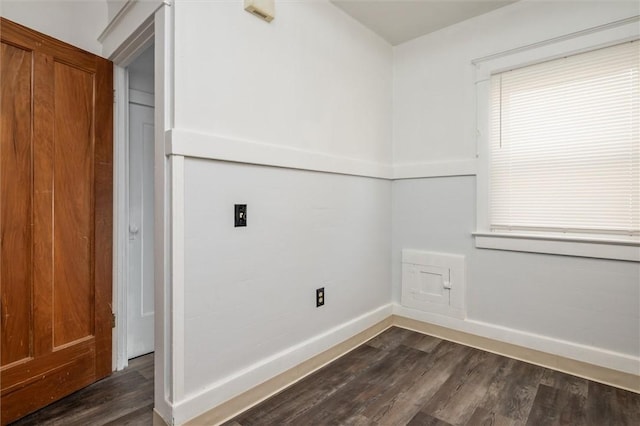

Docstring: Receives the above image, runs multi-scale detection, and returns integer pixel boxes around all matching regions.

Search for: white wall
[107,0,127,21]
[391,0,640,368]
[180,159,390,420]
[173,0,392,165]
[0,0,107,55]
[169,0,393,422]
[392,177,640,358]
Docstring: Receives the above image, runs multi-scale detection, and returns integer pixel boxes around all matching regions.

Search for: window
[473,21,640,261]
[489,41,639,240]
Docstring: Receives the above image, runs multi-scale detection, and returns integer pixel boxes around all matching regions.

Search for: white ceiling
[331,0,517,45]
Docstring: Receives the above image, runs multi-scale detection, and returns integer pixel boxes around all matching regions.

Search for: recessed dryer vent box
[401,250,466,319]
[244,0,275,22]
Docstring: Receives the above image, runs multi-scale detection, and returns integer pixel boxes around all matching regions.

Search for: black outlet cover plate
[235,204,247,227]
[316,287,325,307]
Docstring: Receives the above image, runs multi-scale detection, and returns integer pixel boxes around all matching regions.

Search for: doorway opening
[125,45,156,361]
[123,44,156,364]
[109,7,171,420]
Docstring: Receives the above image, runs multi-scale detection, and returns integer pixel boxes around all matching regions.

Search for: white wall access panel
[401,250,466,319]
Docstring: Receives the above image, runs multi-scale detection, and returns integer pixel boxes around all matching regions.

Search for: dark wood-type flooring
[226,327,640,426]
[7,328,640,425]
[8,353,154,426]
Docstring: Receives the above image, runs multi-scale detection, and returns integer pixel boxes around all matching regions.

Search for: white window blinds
[490,41,640,238]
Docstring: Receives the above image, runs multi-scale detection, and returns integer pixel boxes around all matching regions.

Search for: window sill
[473,232,639,262]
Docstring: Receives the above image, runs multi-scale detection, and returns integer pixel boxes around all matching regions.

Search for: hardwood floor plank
[287,344,432,424]
[540,369,589,398]
[137,362,155,381]
[526,384,586,426]
[362,341,471,425]
[586,380,640,426]
[103,403,154,426]
[76,383,153,426]
[129,354,154,381]
[128,353,154,369]
[419,348,508,425]
[402,332,442,354]
[477,358,545,423]
[231,345,388,425]
[465,407,517,426]
[365,327,417,351]
[340,414,372,425]
[51,379,153,426]
[407,411,453,426]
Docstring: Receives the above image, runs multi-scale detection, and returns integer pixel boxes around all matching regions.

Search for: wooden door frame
[107,3,174,423]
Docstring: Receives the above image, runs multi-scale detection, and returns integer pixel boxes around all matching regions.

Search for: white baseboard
[174,303,393,425]
[153,409,170,426]
[393,304,640,378]
[172,305,638,425]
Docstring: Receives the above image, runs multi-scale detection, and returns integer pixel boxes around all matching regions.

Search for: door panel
[1,343,95,423]
[0,42,33,367]
[0,18,113,425]
[52,61,95,348]
[33,51,55,359]
[127,102,155,359]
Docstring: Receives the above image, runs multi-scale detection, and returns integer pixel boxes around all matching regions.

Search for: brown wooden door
[0,18,113,425]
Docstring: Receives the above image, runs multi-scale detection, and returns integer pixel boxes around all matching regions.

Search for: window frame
[473,18,640,262]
